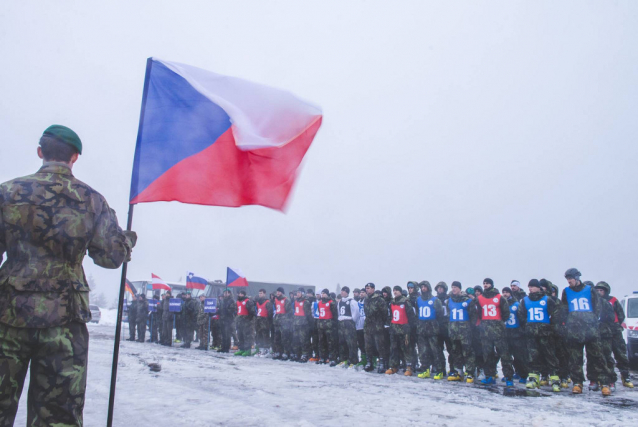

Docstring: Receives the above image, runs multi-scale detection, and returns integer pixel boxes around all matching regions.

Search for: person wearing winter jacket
[435,282,453,375]
[501,287,529,383]
[363,283,389,373]
[353,288,367,368]
[292,287,313,362]
[386,286,417,376]
[316,288,339,366]
[254,289,273,356]
[337,286,360,367]
[447,281,477,383]
[415,281,445,379]
[273,287,293,360]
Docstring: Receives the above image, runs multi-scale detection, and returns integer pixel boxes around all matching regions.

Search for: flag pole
[106,203,134,427]
[107,57,153,427]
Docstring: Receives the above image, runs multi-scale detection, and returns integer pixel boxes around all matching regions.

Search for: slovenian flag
[186,272,208,290]
[226,267,248,287]
[151,273,171,291]
[129,58,322,211]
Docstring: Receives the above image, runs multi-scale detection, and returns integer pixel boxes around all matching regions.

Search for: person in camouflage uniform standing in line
[0,125,136,426]
[386,286,417,376]
[406,282,420,369]
[316,288,339,366]
[196,295,209,350]
[510,280,526,301]
[136,294,149,343]
[415,281,446,379]
[363,283,389,373]
[446,281,477,383]
[181,291,199,348]
[435,282,452,375]
[150,291,161,343]
[561,268,612,396]
[272,287,293,360]
[254,289,273,355]
[501,286,529,382]
[593,282,634,389]
[127,294,138,341]
[161,291,173,346]
[219,290,237,353]
[292,287,313,362]
[234,289,255,356]
[306,288,320,361]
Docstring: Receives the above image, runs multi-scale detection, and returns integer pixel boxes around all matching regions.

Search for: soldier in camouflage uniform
[435,282,453,375]
[593,282,634,389]
[501,287,529,382]
[161,291,173,346]
[518,279,561,391]
[218,290,237,353]
[363,283,389,373]
[254,289,273,355]
[127,295,138,341]
[182,291,199,348]
[272,287,292,360]
[386,286,417,376]
[415,281,445,379]
[150,292,161,343]
[476,278,514,385]
[196,295,209,350]
[292,288,313,362]
[337,286,360,367]
[306,288,320,361]
[316,288,339,366]
[0,125,136,426]
[136,294,149,343]
[234,289,255,356]
[406,281,420,369]
[510,280,526,301]
[561,268,612,396]
[446,281,477,383]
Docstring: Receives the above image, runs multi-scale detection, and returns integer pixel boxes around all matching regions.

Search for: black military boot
[363,359,374,372]
[376,358,386,374]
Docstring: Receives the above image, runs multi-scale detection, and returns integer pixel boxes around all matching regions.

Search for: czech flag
[151,273,171,291]
[226,267,248,288]
[186,272,208,290]
[129,57,323,211]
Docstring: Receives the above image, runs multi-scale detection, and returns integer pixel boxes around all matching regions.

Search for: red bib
[318,301,333,319]
[256,301,269,318]
[391,303,408,325]
[609,297,619,323]
[274,298,287,315]
[478,294,502,320]
[295,300,306,316]
[237,300,248,316]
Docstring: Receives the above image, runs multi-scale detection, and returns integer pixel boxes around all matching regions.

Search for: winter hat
[276,287,285,294]
[321,288,330,295]
[451,281,462,289]
[238,290,246,296]
[473,285,483,294]
[341,286,350,294]
[595,281,610,294]
[419,281,431,291]
[435,282,448,293]
[406,282,416,288]
[365,282,375,289]
[393,285,402,292]
[306,288,314,294]
[466,287,475,295]
[402,290,408,297]
[502,287,512,294]
[298,287,305,293]
[42,124,82,154]
[528,279,540,289]
[353,288,361,293]
[564,268,581,280]
[483,278,494,287]
[539,279,550,289]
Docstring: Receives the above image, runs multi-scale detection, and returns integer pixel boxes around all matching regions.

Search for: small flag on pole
[125,279,137,298]
[226,267,248,287]
[151,273,171,291]
[186,272,208,290]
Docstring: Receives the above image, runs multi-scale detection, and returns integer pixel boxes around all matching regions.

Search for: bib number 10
[419,306,431,318]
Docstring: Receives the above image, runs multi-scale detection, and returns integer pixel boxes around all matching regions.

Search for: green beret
[42,125,82,154]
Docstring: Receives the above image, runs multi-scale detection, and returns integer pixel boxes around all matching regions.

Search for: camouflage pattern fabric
[338,319,358,364]
[506,329,529,378]
[418,333,444,373]
[447,293,477,374]
[363,291,389,361]
[136,298,149,343]
[317,319,337,361]
[0,322,88,426]
[236,316,254,352]
[127,300,137,341]
[477,288,513,378]
[254,317,271,349]
[292,297,312,357]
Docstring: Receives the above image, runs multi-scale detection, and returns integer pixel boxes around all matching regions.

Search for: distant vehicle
[621,292,638,369]
[90,304,101,324]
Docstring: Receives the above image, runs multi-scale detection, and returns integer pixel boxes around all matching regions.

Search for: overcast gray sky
[1,1,637,304]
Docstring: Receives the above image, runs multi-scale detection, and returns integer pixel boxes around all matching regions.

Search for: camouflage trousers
[338,320,358,364]
[449,334,476,374]
[0,322,88,427]
[356,329,365,359]
[197,322,209,348]
[417,332,444,373]
[292,322,311,357]
[364,324,388,362]
[136,319,147,342]
[220,319,233,352]
[526,334,559,376]
[506,333,529,378]
[389,324,414,369]
[236,316,255,352]
[589,331,630,383]
[161,317,173,346]
[472,330,484,372]
[569,338,610,385]
[150,313,160,343]
[128,318,136,340]
[310,323,321,358]
[273,321,292,355]
[317,319,337,361]
[254,318,271,349]
[481,335,513,378]
[437,329,453,374]
[183,322,195,346]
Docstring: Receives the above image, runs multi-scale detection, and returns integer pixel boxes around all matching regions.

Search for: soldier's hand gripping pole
[107,204,135,427]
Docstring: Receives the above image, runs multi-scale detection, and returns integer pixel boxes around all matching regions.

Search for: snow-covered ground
[13,319,638,427]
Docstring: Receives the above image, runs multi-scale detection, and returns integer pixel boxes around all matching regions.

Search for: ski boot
[272,352,282,360]
[505,378,514,387]
[376,358,387,374]
[513,373,521,380]
[480,376,495,385]
[601,385,611,396]
[518,376,527,384]
[550,375,561,392]
[572,384,583,394]
[447,371,462,381]
[357,355,367,367]
[315,358,324,365]
[234,349,243,356]
[309,356,319,362]
[418,369,431,379]
[299,355,308,363]
[404,366,413,377]
[433,372,445,380]
[337,360,348,368]
[385,367,398,375]
[281,353,289,361]
[560,378,569,389]
[539,376,549,386]
[609,383,616,393]
[476,369,485,381]
[465,372,474,384]
[622,376,634,388]
[363,360,375,372]
[329,360,337,367]
[526,373,540,389]
[588,381,599,392]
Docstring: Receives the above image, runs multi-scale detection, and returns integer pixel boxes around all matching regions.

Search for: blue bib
[524,296,550,324]
[565,285,593,313]
[448,299,470,322]
[506,301,520,328]
[358,301,365,318]
[313,301,319,319]
[417,296,437,320]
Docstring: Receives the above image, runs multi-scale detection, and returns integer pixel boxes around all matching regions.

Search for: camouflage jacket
[447,292,476,340]
[0,164,134,328]
[517,292,557,337]
[136,299,149,322]
[292,296,313,326]
[476,288,509,340]
[183,297,200,325]
[363,291,388,331]
[560,282,602,342]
